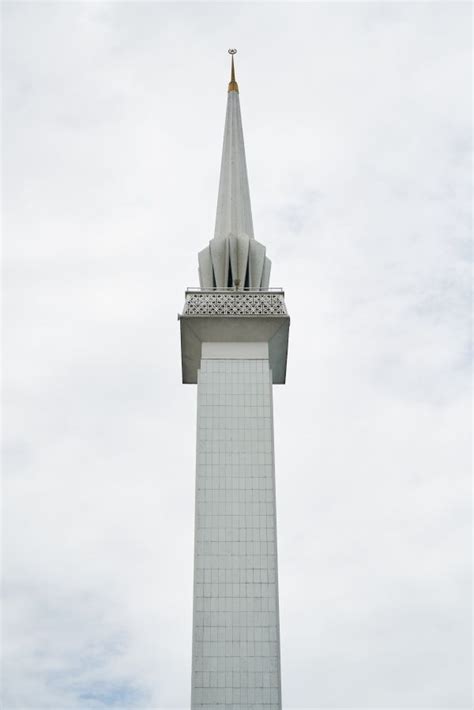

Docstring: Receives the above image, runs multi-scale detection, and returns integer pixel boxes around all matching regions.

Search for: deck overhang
[179,289,290,384]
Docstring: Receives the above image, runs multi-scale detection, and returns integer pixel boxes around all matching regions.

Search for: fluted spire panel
[214,90,254,240]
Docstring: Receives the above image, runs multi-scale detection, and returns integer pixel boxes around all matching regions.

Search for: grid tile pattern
[191,357,282,710]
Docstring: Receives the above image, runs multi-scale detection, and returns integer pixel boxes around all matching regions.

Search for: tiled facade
[191,356,282,710]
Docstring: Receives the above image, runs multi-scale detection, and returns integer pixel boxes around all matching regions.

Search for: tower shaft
[191,345,282,708]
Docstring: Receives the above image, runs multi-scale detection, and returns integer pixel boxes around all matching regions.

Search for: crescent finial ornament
[227,49,239,92]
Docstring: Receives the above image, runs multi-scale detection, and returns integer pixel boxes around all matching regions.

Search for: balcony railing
[185,286,285,293]
[181,288,288,317]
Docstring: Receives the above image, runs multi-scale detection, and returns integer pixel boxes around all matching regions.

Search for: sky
[2,1,472,709]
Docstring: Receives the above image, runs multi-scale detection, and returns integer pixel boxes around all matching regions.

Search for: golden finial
[228,49,239,93]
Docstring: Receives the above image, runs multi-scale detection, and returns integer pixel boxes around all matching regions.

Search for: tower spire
[215,49,253,240]
[196,50,272,289]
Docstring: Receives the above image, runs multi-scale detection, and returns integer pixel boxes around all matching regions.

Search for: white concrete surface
[214,90,254,241]
[191,355,282,710]
[201,342,269,359]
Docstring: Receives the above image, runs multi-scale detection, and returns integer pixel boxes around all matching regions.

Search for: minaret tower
[179,50,290,710]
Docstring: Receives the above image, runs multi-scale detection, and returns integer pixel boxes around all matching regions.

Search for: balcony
[179,288,290,385]
[181,287,288,318]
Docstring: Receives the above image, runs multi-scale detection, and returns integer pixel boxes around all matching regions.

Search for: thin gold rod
[228,49,239,93]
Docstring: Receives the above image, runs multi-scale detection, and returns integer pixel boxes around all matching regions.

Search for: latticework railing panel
[182,291,288,317]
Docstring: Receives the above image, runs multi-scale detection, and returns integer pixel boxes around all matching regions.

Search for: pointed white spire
[197,51,271,289]
[214,50,254,240]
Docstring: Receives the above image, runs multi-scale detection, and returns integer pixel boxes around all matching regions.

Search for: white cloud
[2,2,471,708]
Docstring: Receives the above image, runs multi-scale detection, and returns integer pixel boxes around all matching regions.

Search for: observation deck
[179,288,290,384]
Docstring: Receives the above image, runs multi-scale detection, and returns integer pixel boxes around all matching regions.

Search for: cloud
[2,1,471,708]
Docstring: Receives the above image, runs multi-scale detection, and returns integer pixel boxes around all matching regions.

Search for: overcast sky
[2,2,472,709]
